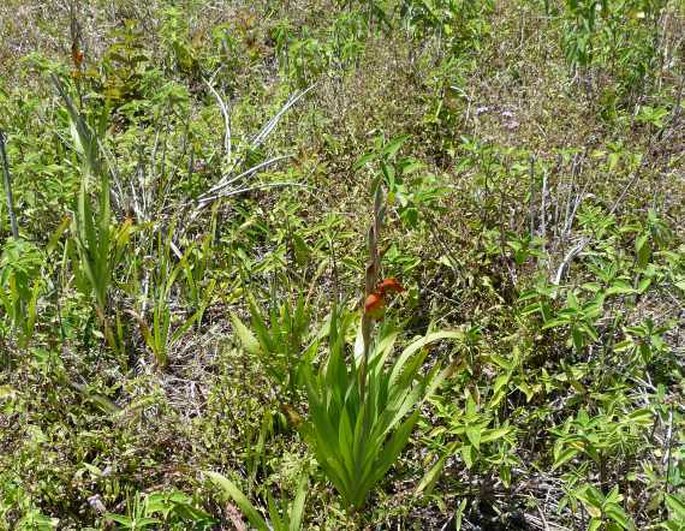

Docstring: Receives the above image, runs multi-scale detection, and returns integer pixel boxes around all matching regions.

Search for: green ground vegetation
[0,0,684,529]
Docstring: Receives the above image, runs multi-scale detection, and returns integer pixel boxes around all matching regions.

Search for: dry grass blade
[204,74,232,167]
[192,84,317,214]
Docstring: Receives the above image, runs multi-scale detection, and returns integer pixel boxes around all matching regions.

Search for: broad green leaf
[266,492,284,530]
[46,215,71,255]
[635,233,651,268]
[490,374,510,408]
[481,426,511,444]
[205,471,269,531]
[465,425,481,451]
[289,475,308,531]
[461,444,475,469]
[605,503,633,530]
[607,280,635,296]
[552,446,579,470]
[389,330,462,387]
[381,135,410,159]
[665,494,685,520]
[625,408,653,426]
[416,455,448,496]
[230,313,263,355]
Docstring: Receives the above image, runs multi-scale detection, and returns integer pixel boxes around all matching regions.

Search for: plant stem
[360,179,384,401]
[0,130,19,239]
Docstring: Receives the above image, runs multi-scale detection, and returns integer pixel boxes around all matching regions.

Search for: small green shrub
[301,307,459,508]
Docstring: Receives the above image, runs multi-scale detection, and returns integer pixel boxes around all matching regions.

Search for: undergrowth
[0,0,684,529]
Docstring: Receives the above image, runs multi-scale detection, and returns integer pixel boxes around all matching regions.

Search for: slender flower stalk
[359,178,385,401]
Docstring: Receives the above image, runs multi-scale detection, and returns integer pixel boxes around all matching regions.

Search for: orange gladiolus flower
[376,277,404,295]
[364,278,405,320]
[364,292,386,318]
[71,44,84,69]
